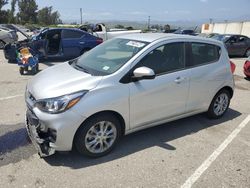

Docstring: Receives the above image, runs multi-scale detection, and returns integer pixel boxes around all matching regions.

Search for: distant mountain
[62,16,250,30]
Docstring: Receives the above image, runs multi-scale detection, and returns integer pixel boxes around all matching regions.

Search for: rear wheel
[207,90,230,119]
[245,48,250,57]
[74,113,121,157]
[32,64,39,74]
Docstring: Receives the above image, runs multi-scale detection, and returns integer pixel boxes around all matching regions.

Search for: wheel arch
[73,110,126,146]
[217,86,234,99]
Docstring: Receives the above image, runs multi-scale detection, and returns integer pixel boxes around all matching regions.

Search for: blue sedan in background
[31,28,103,59]
[4,28,103,62]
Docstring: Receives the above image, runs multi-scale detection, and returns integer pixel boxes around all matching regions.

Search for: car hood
[27,62,103,100]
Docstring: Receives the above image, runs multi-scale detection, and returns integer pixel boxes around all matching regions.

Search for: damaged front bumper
[26,109,56,157]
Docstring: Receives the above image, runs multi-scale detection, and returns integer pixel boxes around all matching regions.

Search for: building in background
[201,21,250,37]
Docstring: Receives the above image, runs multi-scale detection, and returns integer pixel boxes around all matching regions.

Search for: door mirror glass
[132,67,155,81]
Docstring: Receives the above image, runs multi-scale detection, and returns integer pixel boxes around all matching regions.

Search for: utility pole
[209,18,213,24]
[148,16,151,30]
[80,8,83,24]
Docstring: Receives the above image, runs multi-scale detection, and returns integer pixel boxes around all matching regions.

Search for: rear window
[186,43,221,68]
[62,30,84,39]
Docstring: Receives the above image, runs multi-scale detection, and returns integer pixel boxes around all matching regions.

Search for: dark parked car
[212,34,250,57]
[4,28,103,62]
[173,29,196,35]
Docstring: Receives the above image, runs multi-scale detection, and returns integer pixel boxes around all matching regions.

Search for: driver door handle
[174,77,185,84]
[79,42,85,44]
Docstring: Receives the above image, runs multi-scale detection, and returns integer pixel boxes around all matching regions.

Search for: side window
[239,36,247,42]
[228,36,237,43]
[186,43,220,68]
[62,30,84,39]
[136,42,185,75]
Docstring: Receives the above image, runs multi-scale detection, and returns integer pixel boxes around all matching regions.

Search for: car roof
[118,33,221,44]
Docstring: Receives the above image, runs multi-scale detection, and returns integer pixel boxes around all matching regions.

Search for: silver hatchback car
[25,34,234,157]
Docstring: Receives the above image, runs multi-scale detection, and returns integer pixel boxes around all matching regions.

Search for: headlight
[35,91,88,114]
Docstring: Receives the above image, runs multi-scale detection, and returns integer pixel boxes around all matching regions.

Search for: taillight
[230,61,236,74]
[244,60,250,71]
[96,38,103,44]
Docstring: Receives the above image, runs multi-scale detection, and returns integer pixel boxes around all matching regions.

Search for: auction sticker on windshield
[126,41,146,48]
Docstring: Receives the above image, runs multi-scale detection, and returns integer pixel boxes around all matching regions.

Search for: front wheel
[207,90,230,119]
[74,114,122,157]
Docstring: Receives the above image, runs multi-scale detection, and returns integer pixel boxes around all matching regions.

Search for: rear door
[61,29,85,59]
[185,42,223,112]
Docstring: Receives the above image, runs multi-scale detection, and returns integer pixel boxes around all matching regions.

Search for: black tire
[32,64,39,74]
[245,48,250,57]
[36,64,39,72]
[0,40,6,49]
[19,67,24,75]
[74,113,122,157]
[207,89,231,119]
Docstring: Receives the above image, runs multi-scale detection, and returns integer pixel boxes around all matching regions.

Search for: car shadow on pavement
[0,127,31,155]
[44,108,241,169]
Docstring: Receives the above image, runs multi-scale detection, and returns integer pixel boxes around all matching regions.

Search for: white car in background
[0,28,16,49]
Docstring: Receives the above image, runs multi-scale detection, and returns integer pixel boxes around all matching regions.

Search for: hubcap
[213,93,229,116]
[85,121,117,154]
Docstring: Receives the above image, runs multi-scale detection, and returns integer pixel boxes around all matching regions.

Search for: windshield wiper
[74,64,91,74]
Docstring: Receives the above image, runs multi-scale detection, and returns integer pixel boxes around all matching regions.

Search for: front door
[129,42,190,129]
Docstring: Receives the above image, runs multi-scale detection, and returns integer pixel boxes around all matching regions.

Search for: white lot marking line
[181,114,250,188]
[0,94,23,101]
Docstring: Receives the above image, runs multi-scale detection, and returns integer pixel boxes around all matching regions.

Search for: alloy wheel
[85,121,117,154]
[213,93,229,116]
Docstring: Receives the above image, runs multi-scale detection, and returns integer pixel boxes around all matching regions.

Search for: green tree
[0,0,8,9]
[8,0,17,23]
[37,6,61,25]
[126,26,134,30]
[0,0,8,23]
[17,0,38,24]
[115,24,124,29]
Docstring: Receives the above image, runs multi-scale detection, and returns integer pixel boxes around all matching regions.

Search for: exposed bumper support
[26,110,55,157]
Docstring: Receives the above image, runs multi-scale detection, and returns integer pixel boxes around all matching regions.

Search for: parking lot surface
[0,51,249,188]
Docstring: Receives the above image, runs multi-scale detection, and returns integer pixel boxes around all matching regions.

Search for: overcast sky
[5,0,250,23]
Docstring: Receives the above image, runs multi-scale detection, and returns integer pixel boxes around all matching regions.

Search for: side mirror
[132,67,155,81]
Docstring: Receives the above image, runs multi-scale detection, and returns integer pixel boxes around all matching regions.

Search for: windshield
[211,35,231,42]
[72,38,149,76]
